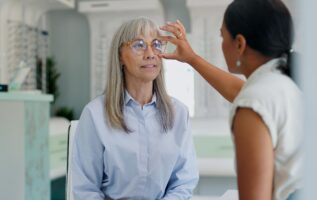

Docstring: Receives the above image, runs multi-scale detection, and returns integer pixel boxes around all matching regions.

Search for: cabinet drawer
[194,136,234,158]
[50,134,68,153]
[50,150,67,170]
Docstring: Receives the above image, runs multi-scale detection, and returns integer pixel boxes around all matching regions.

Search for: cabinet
[0,0,75,85]
[55,0,75,9]
[49,117,69,180]
[0,92,53,200]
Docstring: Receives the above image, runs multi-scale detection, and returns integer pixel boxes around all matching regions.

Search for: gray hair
[104,17,175,133]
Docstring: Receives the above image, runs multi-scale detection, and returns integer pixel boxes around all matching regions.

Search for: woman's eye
[152,40,162,49]
[133,41,146,49]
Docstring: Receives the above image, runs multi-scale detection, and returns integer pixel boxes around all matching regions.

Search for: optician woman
[160,0,302,200]
[71,17,199,199]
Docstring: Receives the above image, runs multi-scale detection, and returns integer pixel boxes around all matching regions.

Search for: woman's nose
[144,46,155,59]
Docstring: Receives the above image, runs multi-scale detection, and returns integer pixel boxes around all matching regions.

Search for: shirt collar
[124,90,157,106]
[247,58,282,83]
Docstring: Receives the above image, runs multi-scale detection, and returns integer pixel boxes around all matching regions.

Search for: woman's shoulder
[232,73,301,124]
[84,95,105,111]
[78,95,106,127]
[240,72,300,101]
[170,96,188,113]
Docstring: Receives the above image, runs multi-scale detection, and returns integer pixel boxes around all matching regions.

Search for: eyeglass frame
[123,38,167,56]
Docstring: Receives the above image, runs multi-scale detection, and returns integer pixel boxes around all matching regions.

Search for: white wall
[46,10,90,118]
[0,0,74,84]
[299,0,317,199]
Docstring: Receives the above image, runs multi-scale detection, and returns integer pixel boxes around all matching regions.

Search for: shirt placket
[133,103,150,198]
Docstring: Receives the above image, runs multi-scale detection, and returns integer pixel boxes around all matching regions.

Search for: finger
[160,24,179,35]
[158,35,179,45]
[176,20,186,33]
[159,53,177,60]
[160,23,181,37]
[164,22,185,39]
[169,21,183,35]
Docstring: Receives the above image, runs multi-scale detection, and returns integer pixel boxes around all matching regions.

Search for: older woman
[71,17,199,200]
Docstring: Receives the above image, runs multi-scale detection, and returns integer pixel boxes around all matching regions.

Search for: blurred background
[0,0,316,200]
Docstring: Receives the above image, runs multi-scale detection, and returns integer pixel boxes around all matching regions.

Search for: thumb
[158,36,179,46]
[159,53,177,60]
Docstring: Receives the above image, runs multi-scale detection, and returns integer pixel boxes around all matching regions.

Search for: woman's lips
[141,64,156,68]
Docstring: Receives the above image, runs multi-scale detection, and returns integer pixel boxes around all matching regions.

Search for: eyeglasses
[124,39,167,55]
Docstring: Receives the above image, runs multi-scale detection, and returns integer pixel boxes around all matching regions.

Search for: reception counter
[0,92,53,200]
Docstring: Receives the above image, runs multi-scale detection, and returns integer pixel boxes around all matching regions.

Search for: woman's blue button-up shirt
[71,93,199,200]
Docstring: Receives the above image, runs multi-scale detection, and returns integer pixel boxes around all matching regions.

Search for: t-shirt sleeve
[230,98,278,148]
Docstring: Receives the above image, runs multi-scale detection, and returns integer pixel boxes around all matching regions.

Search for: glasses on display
[6,20,49,90]
[125,39,167,55]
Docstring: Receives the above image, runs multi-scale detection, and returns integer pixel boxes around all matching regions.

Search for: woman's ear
[119,48,124,65]
[119,55,124,66]
[235,34,247,56]
[119,57,125,70]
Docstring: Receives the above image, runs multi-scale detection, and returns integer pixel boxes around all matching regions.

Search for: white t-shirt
[229,58,303,200]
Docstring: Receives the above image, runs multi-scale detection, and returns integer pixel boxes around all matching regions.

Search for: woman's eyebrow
[133,37,143,40]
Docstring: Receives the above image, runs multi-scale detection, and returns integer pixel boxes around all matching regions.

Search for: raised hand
[159,20,197,64]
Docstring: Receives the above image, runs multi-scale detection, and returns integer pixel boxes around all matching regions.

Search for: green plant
[47,58,60,103]
[37,57,75,119]
[55,107,74,121]
[36,57,61,104]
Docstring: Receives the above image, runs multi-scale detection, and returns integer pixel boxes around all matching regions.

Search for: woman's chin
[140,75,159,83]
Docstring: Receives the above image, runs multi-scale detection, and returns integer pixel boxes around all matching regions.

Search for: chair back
[66,120,79,200]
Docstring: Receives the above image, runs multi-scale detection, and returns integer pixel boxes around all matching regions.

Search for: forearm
[188,54,244,102]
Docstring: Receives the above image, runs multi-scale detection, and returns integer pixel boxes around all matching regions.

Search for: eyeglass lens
[130,39,166,55]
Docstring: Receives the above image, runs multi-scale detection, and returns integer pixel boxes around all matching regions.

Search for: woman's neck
[242,49,272,78]
[126,81,154,106]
